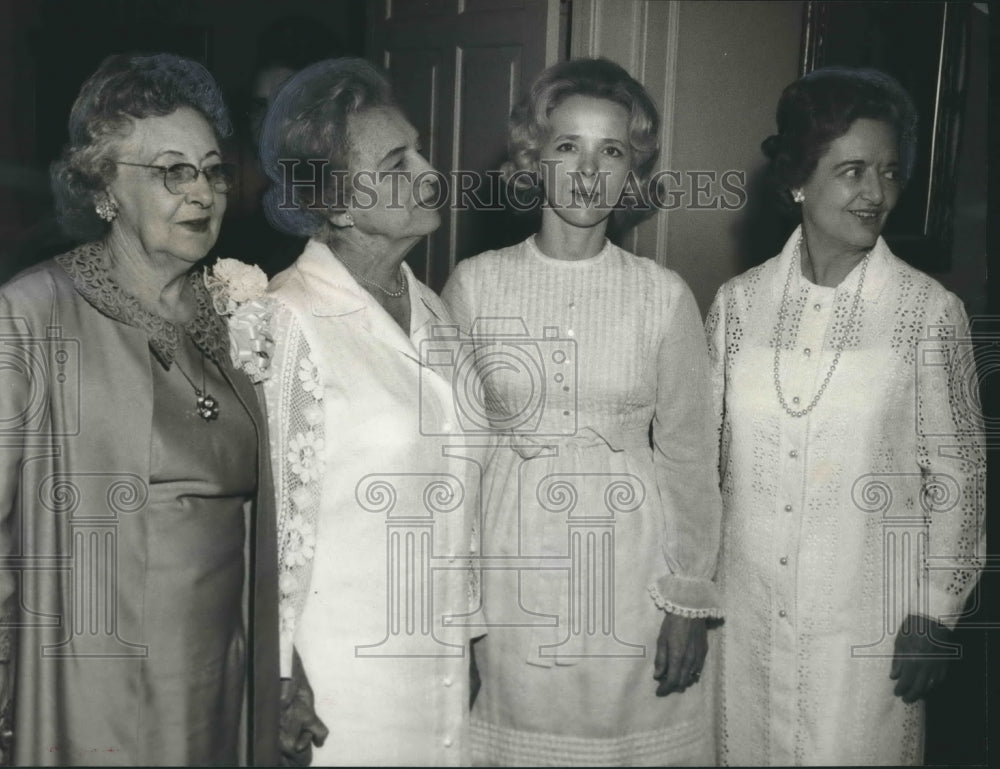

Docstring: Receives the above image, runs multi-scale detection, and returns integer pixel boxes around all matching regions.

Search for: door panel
[369,0,559,291]
[384,47,450,283]
[453,44,523,269]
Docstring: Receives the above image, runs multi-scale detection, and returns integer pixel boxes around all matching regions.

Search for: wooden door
[368,0,562,291]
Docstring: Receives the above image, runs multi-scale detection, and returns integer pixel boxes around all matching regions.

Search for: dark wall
[0,0,366,282]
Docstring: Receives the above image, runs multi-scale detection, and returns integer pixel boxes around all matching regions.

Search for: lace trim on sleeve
[647,574,724,619]
[264,304,324,677]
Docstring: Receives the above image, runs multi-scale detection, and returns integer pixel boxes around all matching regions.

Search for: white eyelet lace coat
[709,226,986,766]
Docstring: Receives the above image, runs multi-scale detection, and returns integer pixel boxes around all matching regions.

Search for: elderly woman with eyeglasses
[0,53,280,765]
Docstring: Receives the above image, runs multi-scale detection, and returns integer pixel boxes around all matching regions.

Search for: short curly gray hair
[51,52,232,241]
[258,58,395,238]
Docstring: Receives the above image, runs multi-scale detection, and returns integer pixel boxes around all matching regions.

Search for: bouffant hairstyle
[259,58,395,238]
[50,52,232,242]
[505,57,660,212]
[762,66,918,212]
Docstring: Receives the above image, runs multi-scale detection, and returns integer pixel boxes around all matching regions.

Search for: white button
[443,676,453,687]
[813,303,822,311]
[567,329,575,337]
[442,422,453,433]
[803,347,811,356]
[444,737,453,748]
[778,609,787,618]
[789,449,798,458]
[784,504,792,512]
[780,556,788,565]
[470,542,477,554]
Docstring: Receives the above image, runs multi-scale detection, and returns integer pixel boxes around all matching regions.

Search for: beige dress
[0,245,266,765]
[443,236,723,766]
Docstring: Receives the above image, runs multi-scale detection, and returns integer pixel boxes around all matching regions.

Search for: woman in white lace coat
[709,67,986,765]
[256,59,478,765]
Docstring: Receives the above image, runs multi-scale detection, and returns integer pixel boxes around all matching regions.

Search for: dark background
[0,0,367,282]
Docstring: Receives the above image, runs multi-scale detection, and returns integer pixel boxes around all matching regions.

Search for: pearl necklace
[347,266,408,298]
[772,239,870,418]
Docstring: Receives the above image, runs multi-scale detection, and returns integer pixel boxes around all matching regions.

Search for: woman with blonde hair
[443,57,723,765]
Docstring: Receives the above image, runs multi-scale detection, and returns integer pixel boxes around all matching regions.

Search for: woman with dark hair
[0,53,279,765]
[257,58,477,764]
[709,67,985,765]
[442,57,723,765]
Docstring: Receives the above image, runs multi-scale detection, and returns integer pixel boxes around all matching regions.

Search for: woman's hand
[654,614,708,696]
[279,649,329,767]
[890,613,955,704]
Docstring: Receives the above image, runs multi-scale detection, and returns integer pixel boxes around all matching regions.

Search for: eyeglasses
[116,161,237,195]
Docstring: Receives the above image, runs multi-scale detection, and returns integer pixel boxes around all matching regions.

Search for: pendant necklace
[174,349,220,421]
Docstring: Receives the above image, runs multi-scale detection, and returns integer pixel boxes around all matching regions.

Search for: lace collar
[55,241,230,369]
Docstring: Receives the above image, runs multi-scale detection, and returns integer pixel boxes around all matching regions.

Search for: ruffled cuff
[648,574,724,619]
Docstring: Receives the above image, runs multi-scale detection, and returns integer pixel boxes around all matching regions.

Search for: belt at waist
[500,426,650,459]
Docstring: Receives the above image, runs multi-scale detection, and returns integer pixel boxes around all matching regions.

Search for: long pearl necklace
[772,238,871,418]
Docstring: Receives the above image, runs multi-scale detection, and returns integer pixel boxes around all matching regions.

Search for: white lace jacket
[709,227,986,765]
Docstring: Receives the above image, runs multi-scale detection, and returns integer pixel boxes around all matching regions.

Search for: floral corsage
[204,258,274,382]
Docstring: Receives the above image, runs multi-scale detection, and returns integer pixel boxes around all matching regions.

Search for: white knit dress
[708,227,986,765]
[442,236,724,766]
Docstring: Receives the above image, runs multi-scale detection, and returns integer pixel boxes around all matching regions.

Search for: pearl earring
[792,190,805,203]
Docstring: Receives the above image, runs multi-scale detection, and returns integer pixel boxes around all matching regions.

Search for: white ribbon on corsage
[204,258,275,382]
